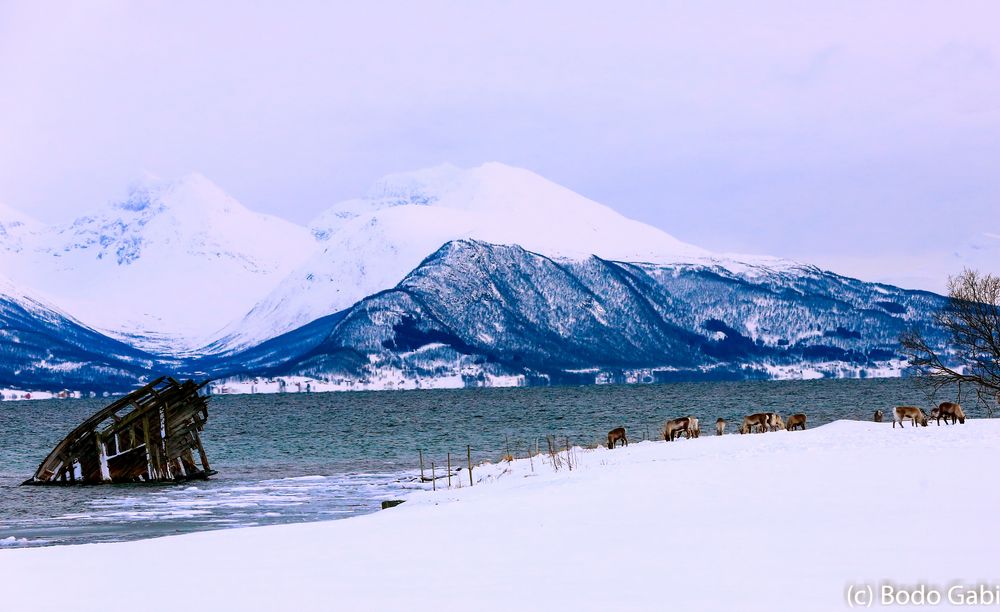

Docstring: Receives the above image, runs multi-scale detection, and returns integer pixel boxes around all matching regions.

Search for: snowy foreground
[3,420,999,611]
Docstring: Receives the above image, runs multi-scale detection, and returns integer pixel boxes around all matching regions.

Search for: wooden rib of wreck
[22,377,215,485]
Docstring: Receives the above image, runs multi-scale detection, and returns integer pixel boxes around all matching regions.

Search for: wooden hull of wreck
[22,377,216,486]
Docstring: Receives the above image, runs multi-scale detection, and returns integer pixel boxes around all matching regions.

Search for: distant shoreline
[1,368,916,402]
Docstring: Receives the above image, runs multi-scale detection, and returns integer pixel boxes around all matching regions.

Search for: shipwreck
[23,377,215,485]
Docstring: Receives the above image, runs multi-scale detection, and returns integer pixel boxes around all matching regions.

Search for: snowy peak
[308,164,460,240]
[310,161,709,262]
[1,175,321,353]
[0,203,41,253]
[356,162,602,217]
[54,173,306,270]
[223,162,741,352]
[362,163,462,206]
[115,173,254,219]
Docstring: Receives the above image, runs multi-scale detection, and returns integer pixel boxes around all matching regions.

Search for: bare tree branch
[901,269,1000,417]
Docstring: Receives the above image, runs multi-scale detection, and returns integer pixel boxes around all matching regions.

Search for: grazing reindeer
[766,412,785,432]
[929,407,941,421]
[685,416,701,439]
[716,418,726,436]
[607,427,628,449]
[786,413,807,431]
[663,417,691,441]
[740,413,770,434]
[892,406,928,428]
[873,409,884,423]
[936,402,966,425]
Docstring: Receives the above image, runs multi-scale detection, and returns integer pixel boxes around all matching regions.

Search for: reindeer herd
[878,401,967,428]
[606,401,968,449]
[605,410,809,448]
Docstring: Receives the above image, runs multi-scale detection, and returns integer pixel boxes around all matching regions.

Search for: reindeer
[892,406,928,428]
[739,413,770,434]
[607,427,628,449]
[929,407,941,421]
[873,409,884,423]
[685,416,701,439]
[936,402,966,425]
[766,412,785,431]
[786,413,807,431]
[663,417,691,441]
[715,418,726,436]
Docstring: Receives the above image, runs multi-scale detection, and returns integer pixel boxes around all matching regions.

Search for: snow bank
[2,419,997,611]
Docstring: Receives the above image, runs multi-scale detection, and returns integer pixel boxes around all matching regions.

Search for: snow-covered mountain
[0,175,320,353]
[0,275,161,392]
[0,163,961,394]
[211,163,791,353]
[202,240,949,389]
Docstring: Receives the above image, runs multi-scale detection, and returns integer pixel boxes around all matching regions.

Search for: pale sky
[1,1,998,292]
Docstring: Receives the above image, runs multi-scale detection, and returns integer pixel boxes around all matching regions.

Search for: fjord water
[0,378,965,548]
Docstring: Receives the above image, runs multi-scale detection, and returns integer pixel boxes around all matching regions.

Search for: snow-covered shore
[3,419,998,611]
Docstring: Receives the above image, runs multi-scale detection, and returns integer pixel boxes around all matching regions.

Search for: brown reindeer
[715,418,726,436]
[607,427,628,449]
[740,413,770,434]
[892,406,928,428]
[786,413,807,431]
[663,417,691,441]
[936,402,966,425]
[873,409,884,423]
[685,416,701,439]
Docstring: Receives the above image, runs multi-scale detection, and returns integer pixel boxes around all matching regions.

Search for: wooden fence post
[447,452,452,488]
[419,449,425,481]
[431,462,436,491]
[467,445,473,487]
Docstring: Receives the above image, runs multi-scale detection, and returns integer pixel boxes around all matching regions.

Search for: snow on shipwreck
[22,377,216,485]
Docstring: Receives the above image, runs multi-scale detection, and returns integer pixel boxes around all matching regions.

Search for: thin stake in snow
[546,435,560,471]
[419,449,425,481]
[431,462,436,491]
[447,452,452,488]
[467,445,473,487]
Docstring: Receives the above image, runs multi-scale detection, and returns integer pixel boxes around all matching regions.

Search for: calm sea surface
[0,378,969,548]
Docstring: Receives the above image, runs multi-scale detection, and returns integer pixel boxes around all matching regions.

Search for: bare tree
[901,269,1000,417]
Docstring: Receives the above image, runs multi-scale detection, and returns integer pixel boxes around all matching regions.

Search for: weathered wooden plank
[142,414,156,481]
[107,445,150,482]
[193,429,211,473]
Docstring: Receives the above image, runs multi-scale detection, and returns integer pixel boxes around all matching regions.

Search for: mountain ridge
[212,162,798,353]
[0,164,961,395]
[190,239,947,394]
